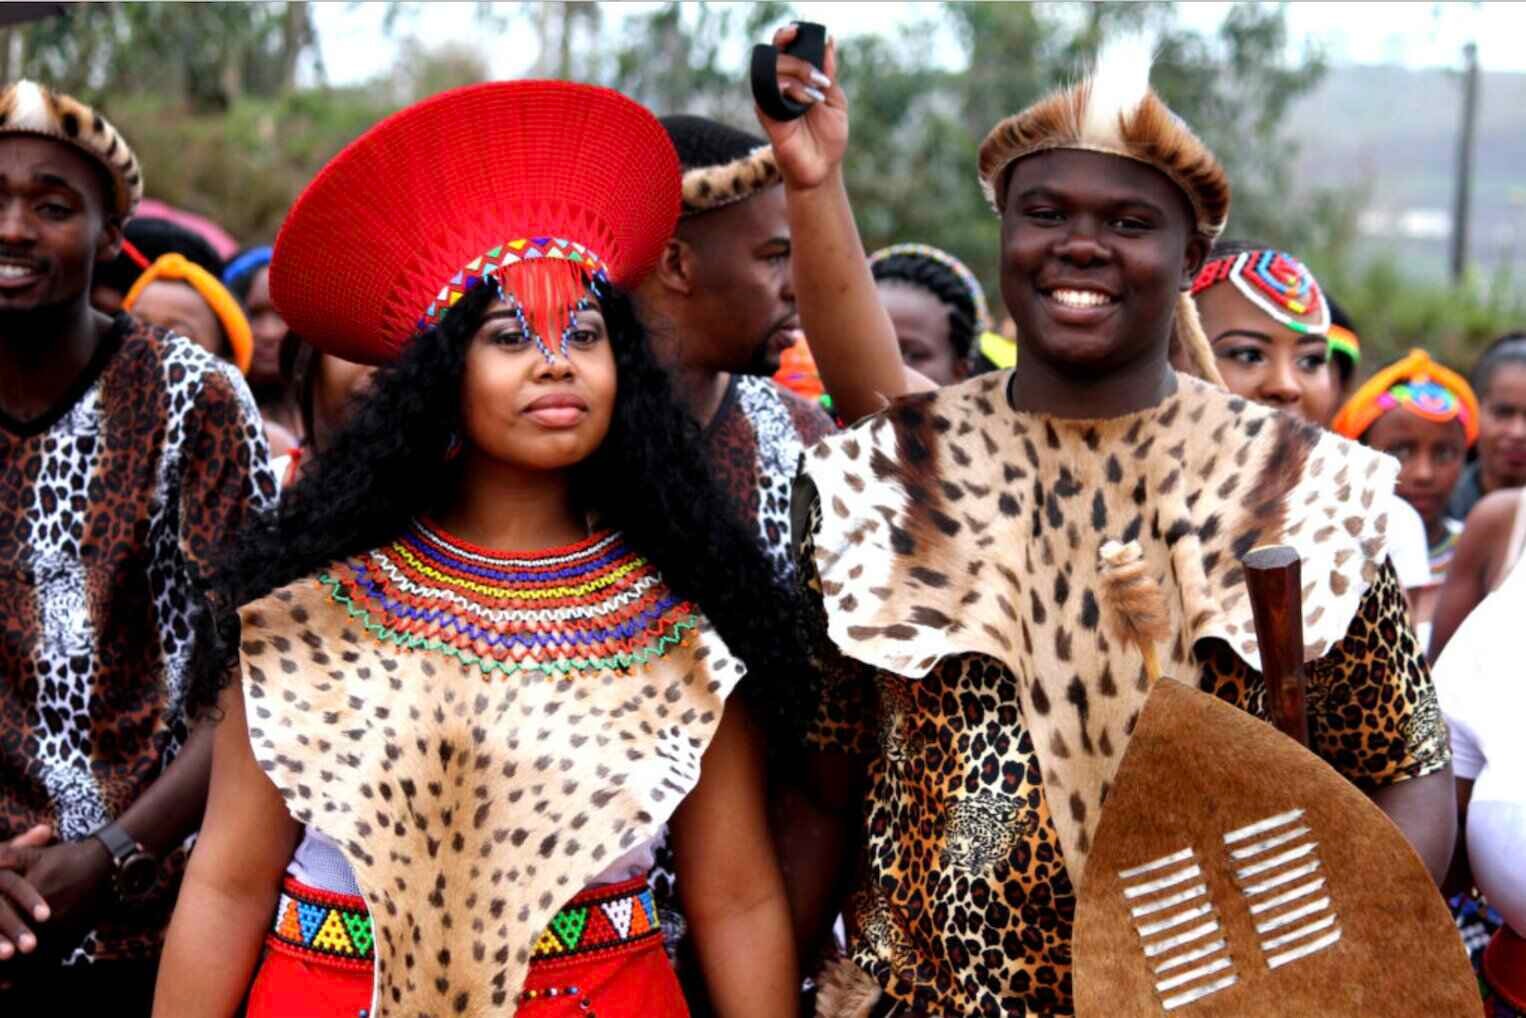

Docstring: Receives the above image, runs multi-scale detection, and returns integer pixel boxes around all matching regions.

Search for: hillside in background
[1291,63,1526,279]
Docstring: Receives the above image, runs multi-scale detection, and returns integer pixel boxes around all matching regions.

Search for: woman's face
[310,353,376,453]
[877,281,965,386]
[1362,411,1467,530]
[1195,284,1339,426]
[131,279,228,361]
[243,266,288,388]
[1478,363,1526,490]
[458,294,617,472]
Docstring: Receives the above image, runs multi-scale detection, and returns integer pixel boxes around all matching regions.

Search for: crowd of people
[0,23,1520,1018]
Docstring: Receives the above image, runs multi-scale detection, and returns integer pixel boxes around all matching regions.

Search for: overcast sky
[311,2,1521,85]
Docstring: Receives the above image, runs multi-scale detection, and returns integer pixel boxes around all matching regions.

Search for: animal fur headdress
[977,38,1229,239]
[661,114,781,217]
[0,80,142,218]
[977,40,1230,385]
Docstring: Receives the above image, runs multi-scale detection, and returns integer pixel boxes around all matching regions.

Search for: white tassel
[1080,34,1157,148]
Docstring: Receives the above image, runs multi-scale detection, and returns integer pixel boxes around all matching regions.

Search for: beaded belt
[530,876,662,962]
[269,874,660,969]
[268,877,374,968]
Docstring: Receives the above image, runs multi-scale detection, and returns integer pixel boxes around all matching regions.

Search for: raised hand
[754,24,848,192]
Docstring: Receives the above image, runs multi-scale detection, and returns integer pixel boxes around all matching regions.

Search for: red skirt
[247,874,689,1017]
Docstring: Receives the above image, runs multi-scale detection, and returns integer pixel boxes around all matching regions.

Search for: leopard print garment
[800,513,1447,1016]
[0,317,275,963]
[239,567,745,1017]
[704,373,836,581]
[797,371,1399,880]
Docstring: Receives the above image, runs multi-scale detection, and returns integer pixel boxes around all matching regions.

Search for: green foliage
[106,88,391,243]
[5,0,1512,368]
[7,2,315,109]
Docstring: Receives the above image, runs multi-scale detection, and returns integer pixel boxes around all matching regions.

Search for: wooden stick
[1241,545,1311,747]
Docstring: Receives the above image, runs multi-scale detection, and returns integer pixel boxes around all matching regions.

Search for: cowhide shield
[239,572,745,1018]
[798,371,1398,879]
[1073,677,1476,1017]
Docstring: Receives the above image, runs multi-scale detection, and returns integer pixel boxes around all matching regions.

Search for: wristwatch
[90,822,159,903]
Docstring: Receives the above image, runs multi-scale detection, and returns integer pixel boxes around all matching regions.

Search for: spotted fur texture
[705,374,836,581]
[799,525,1447,1015]
[239,571,745,1016]
[0,317,275,963]
[679,144,780,216]
[0,80,142,216]
[976,59,1229,239]
[799,371,1398,880]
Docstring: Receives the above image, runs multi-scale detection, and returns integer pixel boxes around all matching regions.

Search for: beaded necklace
[322,520,698,678]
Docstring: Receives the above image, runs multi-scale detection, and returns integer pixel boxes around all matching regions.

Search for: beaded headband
[421,238,611,360]
[868,243,993,333]
[1191,250,1329,336]
[1327,323,1360,366]
[1332,348,1479,446]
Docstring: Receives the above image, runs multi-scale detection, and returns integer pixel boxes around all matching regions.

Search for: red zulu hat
[270,81,680,365]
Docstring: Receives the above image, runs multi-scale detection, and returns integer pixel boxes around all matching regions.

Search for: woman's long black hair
[189,278,808,720]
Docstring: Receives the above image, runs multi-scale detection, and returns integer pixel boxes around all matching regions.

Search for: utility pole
[1450,42,1480,283]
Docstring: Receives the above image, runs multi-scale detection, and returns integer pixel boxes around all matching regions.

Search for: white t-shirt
[1433,554,1526,934]
[1386,495,1432,591]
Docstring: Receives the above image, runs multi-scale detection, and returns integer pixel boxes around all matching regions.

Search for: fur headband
[680,144,781,217]
[0,80,142,217]
[977,39,1229,239]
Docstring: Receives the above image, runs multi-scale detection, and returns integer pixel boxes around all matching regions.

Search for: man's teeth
[0,264,34,279]
[1050,288,1112,308]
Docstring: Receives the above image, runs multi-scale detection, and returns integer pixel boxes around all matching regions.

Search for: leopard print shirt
[703,374,836,581]
[797,499,1449,1017]
[0,316,277,963]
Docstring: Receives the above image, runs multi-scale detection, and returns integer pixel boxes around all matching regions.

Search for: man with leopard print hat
[0,81,275,1011]
[753,28,1454,1017]
[638,114,836,581]
[635,112,842,1013]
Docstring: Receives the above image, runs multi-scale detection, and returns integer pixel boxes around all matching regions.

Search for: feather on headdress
[977,36,1229,240]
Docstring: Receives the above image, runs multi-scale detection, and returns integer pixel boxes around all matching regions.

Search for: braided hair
[871,252,980,365]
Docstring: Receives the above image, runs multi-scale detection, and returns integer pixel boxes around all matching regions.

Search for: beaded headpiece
[271,82,680,365]
[0,80,142,217]
[1327,323,1360,366]
[1332,348,1479,446]
[868,243,994,333]
[1191,249,1331,337]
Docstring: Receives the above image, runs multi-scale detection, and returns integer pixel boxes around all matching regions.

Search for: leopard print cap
[0,80,142,216]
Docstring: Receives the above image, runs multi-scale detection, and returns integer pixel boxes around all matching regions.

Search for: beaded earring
[443,432,462,461]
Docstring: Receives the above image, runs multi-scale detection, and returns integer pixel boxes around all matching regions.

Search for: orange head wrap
[122,253,254,375]
[1331,349,1479,446]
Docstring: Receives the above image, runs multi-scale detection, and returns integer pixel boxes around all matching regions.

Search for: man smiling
[0,81,273,1012]
[754,32,1455,1015]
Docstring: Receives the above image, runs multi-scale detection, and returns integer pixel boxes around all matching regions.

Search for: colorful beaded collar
[322,520,697,678]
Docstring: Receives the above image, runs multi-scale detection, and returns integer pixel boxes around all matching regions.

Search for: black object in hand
[751,22,827,123]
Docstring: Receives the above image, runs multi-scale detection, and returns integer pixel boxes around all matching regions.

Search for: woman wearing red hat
[152,82,799,1018]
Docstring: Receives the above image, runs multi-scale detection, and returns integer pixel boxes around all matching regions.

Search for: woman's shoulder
[1463,487,1522,532]
[237,565,350,635]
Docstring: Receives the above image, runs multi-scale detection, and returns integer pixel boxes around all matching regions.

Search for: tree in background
[1,1,1515,365]
[605,1,1328,322]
